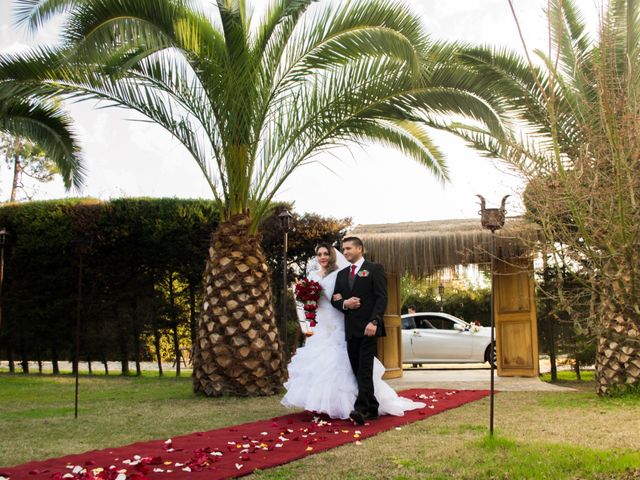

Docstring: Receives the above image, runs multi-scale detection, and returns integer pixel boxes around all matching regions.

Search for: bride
[281,243,425,419]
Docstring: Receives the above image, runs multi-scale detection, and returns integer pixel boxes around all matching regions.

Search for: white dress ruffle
[281,270,425,419]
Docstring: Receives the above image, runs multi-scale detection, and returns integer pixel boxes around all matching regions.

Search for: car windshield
[401,317,415,330]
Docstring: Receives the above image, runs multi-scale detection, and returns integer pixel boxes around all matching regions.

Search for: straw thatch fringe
[350,217,541,277]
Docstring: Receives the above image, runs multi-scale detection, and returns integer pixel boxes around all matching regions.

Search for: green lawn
[540,370,595,383]
[1,372,639,479]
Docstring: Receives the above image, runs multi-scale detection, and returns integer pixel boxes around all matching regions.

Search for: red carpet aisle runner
[1,389,489,480]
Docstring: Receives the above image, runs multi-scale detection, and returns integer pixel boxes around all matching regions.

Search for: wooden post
[494,257,539,377]
[378,271,403,379]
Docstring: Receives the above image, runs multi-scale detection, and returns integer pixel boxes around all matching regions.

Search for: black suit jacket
[331,260,387,340]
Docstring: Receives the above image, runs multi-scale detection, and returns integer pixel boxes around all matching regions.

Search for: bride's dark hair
[315,243,338,273]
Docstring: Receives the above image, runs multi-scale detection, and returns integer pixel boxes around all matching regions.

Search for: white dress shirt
[342,257,366,310]
[350,256,365,275]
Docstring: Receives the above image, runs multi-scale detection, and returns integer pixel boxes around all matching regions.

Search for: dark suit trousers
[347,336,379,415]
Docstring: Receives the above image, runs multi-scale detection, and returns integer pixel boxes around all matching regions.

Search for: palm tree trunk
[595,279,640,395]
[192,214,285,396]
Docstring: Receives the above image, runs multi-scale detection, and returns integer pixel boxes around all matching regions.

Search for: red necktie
[350,265,357,279]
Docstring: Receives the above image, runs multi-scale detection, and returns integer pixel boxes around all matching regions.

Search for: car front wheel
[485,343,496,367]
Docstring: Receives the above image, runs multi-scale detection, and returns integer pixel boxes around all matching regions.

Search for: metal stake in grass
[279,209,292,362]
[0,227,9,331]
[477,194,509,437]
[73,235,92,419]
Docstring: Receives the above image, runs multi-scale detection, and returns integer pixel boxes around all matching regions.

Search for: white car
[401,312,495,366]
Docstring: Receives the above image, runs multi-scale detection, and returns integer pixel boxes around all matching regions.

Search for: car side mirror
[453,324,465,332]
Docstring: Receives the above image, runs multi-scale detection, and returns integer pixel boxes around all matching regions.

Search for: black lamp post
[0,228,9,331]
[438,282,445,312]
[278,209,292,361]
[477,194,509,437]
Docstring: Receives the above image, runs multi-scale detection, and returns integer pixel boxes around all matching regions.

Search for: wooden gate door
[495,257,539,377]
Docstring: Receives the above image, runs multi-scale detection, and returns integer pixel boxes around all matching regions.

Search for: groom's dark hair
[342,236,364,249]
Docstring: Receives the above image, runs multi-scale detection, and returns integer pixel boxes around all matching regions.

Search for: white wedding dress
[281,265,425,419]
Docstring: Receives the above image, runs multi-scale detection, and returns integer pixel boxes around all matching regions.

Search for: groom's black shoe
[349,410,366,425]
[363,411,379,421]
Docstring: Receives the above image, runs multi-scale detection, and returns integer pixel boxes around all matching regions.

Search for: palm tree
[456,0,640,394]
[4,0,505,396]
[0,83,84,196]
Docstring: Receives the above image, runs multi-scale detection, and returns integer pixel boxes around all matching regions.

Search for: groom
[331,236,387,425]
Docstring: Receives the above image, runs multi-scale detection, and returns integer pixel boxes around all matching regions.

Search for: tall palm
[5,0,505,396]
[0,83,84,194]
[457,0,640,394]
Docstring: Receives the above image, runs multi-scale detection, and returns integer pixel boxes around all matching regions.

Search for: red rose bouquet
[294,277,323,327]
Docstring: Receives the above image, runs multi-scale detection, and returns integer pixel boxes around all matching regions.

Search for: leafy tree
[0,134,60,201]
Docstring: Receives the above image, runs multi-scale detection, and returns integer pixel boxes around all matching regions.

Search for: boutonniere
[357,269,370,277]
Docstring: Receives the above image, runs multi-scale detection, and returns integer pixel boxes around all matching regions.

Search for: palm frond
[0,94,84,189]
[13,0,77,32]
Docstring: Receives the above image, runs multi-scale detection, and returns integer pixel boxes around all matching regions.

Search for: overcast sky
[0,0,600,226]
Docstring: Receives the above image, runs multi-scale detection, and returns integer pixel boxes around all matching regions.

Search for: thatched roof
[350,216,541,276]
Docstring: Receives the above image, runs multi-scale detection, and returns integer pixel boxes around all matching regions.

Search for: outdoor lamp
[279,209,292,231]
[477,194,509,438]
